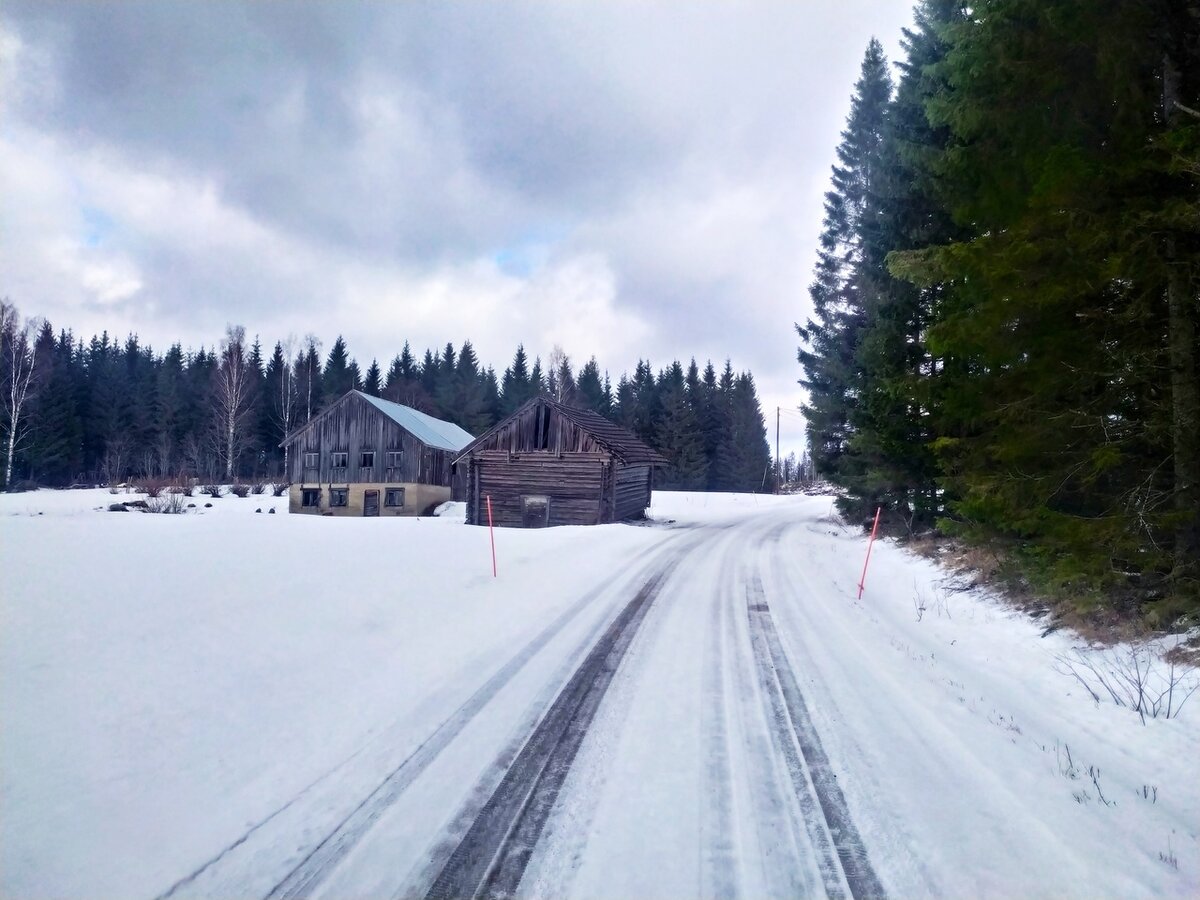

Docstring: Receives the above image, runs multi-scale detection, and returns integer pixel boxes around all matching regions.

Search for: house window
[330,488,349,507]
[385,488,405,507]
[303,452,319,468]
[360,450,375,468]
[386,450,404,468]
[301,488,321,507]
[330,451,348,469]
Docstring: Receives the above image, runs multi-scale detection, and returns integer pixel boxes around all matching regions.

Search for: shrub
[250,481,266,495]
[272,482,289,497]
[146,493,187,514]
[169,479,195,497]
[137,478,168,498]
[230,483,250,498]
[201,484,223,498]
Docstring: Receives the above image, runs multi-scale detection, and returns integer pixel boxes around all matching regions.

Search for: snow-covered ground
[1,488,1196,898]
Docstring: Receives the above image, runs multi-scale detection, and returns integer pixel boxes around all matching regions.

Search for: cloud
[1,0,917,455]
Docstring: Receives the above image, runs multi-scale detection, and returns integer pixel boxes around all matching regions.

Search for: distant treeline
[799,1,1199,619]
[0,308,772,494]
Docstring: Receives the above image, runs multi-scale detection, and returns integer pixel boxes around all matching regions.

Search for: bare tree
[0,300,43,489]
[101,434,131,488]
[213,325,255,479]
[273,334,299,476]
[301,333,322,424]
[547,343,576,405]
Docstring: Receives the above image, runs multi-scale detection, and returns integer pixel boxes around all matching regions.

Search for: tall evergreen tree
[798,39,893,516]
[322,336,355,403]
[362,359,382,396]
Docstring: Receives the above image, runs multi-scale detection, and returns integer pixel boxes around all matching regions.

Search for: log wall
[614,464,652,521]
[467,451,612,527]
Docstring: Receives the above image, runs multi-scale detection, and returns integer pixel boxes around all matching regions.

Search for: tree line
[0,304,771,494]
[799,0,1199,619]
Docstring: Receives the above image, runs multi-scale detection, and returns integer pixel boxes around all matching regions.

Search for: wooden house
[282,390,474,516]
[452,396,667,527]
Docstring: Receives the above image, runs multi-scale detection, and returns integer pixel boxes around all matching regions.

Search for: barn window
[522,495,550,528]
[386,450,404,468]
[331,452,348,468]
[360,450,375,468]
[301,488,321,507]
[385,488,405,507]
[330,488,349,507]
[303,452,319,468]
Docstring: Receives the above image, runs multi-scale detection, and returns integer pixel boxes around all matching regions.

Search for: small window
[330,451,348,468]
[301,488,321,507]
[385,488,405,508]
[303,452,319,468]
[360,450,375,468]
[386,450,404,468]
[330,488,349,507]
[522,495,550,528]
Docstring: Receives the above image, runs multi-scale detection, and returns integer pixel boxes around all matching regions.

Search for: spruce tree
[798,39,893,515]
[362,359,382,396]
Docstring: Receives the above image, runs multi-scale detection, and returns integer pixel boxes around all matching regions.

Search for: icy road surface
[2,490,1197,898]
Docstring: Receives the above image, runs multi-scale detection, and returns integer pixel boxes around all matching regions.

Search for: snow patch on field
[1,488,1196,897]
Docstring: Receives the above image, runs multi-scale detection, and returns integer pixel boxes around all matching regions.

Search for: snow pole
[856,506,882,600]
[486,494,497,578]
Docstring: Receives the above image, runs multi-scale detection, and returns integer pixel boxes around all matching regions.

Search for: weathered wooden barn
[452,396,667,527]
[282,390,474,516]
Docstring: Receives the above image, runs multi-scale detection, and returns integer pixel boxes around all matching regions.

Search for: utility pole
[776,406,781,491]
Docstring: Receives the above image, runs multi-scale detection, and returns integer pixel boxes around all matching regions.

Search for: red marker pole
[857,506,882,600]
[486,494,497,578]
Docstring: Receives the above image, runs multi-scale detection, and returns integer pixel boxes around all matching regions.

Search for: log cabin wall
[467,451,612,526]
[614,464,652,521]
[286,393,453,486]
[457,397,665,527]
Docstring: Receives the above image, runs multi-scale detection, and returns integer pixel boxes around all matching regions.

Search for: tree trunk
[1166,234,1199,591]
[1164,54,1200,594]
[3,427,14,487]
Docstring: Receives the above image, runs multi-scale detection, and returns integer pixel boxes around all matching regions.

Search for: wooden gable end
[285,392,453,486]
[468,400,614,458]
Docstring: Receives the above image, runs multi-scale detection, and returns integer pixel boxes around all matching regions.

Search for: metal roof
[356,392,475,452]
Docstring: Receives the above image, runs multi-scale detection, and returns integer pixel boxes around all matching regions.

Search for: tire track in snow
[699,541,739,899]
[259,536,682,900]
[746,572,887,900]
[424,556,684,900]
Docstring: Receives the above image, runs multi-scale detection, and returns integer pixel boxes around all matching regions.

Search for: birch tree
[1,300,42,488]
[213,325,254,479]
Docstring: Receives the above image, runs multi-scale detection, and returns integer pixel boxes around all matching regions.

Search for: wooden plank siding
[285,392,454,486]
[466,451,613,527]
[614,464,653,521]
[456,397,665,527]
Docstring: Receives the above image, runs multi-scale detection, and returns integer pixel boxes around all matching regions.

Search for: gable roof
[453,396,667,466]
[281,390,475,452]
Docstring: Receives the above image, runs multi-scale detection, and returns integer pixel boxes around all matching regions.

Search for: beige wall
[289,482,451,517]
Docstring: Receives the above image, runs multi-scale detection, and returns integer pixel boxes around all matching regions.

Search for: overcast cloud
[1,1,915,458]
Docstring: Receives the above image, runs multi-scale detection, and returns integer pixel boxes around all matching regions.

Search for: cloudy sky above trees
[1,1,913,456]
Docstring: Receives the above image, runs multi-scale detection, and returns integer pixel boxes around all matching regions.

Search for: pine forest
[799,0,1200,622]
[0,311,772,498]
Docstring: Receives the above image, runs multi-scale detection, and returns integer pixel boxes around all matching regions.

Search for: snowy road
[3,491,1197,897]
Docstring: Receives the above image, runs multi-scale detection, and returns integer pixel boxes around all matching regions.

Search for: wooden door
[363,490,379,517]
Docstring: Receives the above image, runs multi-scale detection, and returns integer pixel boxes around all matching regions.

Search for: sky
[1,1,916,460]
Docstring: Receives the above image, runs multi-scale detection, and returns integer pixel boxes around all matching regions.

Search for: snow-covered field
[2,488,1197,898]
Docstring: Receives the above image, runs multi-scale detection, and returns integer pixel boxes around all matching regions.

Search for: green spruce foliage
[801,1,1200,621]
